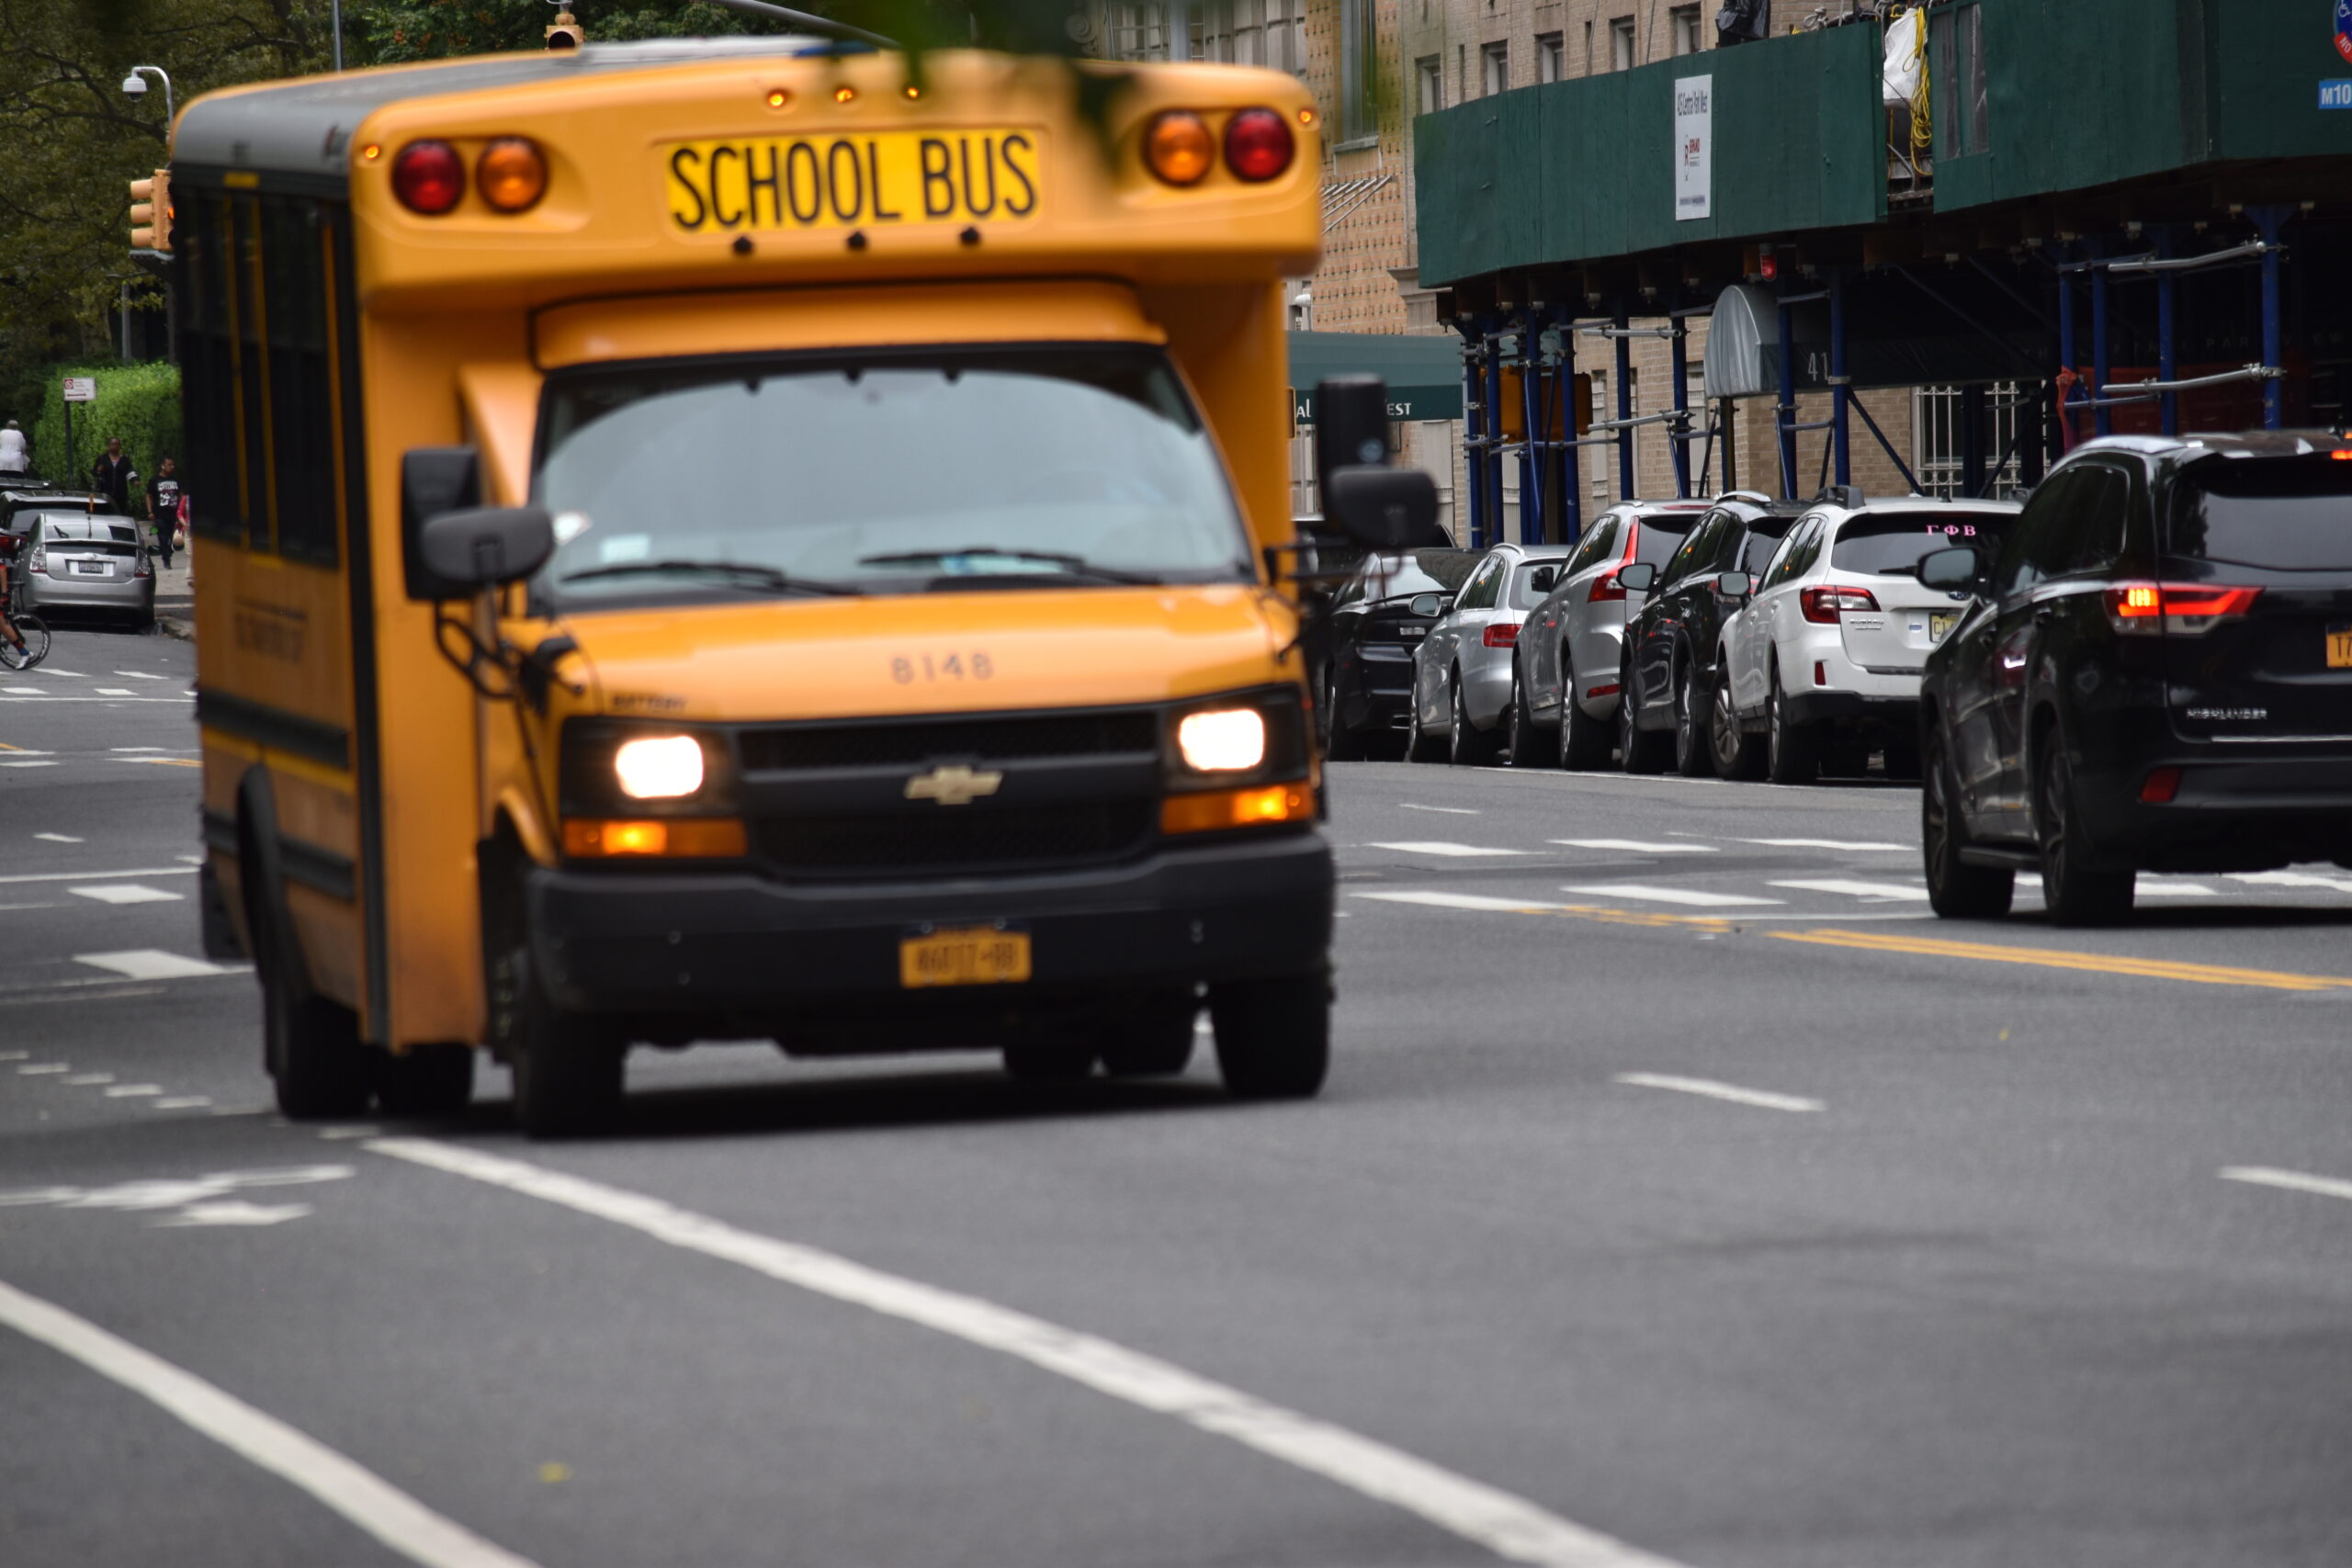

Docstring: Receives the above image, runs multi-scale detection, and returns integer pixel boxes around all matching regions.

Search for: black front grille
[740,712,1159,772]
[755,801,1154,878]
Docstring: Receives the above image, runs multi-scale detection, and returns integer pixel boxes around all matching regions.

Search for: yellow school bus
[172,36,1418,1135]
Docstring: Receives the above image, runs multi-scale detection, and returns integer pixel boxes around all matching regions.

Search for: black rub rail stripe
[201,807,356,902]
[195,690,352,770]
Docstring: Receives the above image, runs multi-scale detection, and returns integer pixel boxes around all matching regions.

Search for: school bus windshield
[533,345,1255,608]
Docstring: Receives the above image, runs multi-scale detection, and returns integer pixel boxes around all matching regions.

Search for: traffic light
[129,168,171,253]
[545,8,583,48]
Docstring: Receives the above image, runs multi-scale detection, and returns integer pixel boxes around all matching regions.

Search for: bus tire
[1210,972,1329,1100]
[1099,993,1198,1077]
[488,883,623,1139]
[265,975,370,1121]
[371,1043,475,1119]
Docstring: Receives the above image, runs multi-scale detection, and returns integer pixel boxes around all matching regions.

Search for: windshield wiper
[857,547,1162,585]
[559,559,860,595]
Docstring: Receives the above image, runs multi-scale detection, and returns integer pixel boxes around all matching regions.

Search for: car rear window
[1832,512,2011,577]
[1738,518,1803,575]
[1633,514,1702,569]
[2167,457,2352,570]
[1506,560,1566,609]
[1363,547,1478,602]
[43,518,142,547]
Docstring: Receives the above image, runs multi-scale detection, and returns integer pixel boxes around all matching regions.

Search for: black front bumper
[527,829,1333,1035]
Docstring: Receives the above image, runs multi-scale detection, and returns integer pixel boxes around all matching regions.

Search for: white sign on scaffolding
[1674,75,1713,221]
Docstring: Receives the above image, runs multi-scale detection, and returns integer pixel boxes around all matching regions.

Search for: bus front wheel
[265,975,371,1120]
[1209,973,1329,1100]
[488,870,623,1140]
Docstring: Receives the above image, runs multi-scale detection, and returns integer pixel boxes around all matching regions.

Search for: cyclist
[0,531,28,660]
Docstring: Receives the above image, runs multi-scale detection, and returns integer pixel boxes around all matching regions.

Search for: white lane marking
[153,1199,305,1224]
[96,688,137,696]
[1737,838,1909,852]
[1548,840,1718,854]
[62,1074,115,1086]
[113,671,167,680]
[2,687,41,695]
[0,696,193,704]
[316,1125,383,1141]
[152,1097,214,1111]
[0,865,198,886]
[2134,879,2217,897]
[105,1085,164,1098]
[34,832,83,842]
[1613,1074,1824,1112]
[1366,841,1533,858]
[368,1138,1685,1568]
[17,1064,70,1075]
[0,1275,545,1568]
[39,669,87,677]
[69,884,183,906]
[1357,891,1577,913]
[2,749,54,756]
[2220,1166,2352,1204]
[1560,884,1784,908]
[2228,871,2352,896]
[74,950,236,981]
[0,761,57,769]
[110,745,164,752]
[1397,803,1481,816]
[1769,878,1928,902]
[0,1051,25,1060]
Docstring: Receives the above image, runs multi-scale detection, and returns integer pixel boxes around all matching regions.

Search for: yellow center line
[0,741,25,752]
[1770,927,2352,993]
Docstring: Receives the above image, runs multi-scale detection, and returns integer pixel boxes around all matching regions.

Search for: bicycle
[0,576,48,671]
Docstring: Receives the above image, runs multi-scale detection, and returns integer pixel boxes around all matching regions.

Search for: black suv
[1616,494,1807,775]
[1918,433,2352,925]
[1321,547,1478,759]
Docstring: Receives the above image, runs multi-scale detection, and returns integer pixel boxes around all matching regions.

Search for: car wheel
[1505,661,1545,769]
[1403,677,1443,762]
[1556,651,1611,770]
[1923,728,2013,919]
[2036,739,2134,926]
[1711,668,1766,780]
[1323,671,1364,761]
[370,1043,476,1119]
[1765,665,1818,785]
[1673,660,1716,778]
[1617,657,1670,774]
[1211,973,1329,1100]
[1450,676,1499,765]
[1099,992,1198,1078]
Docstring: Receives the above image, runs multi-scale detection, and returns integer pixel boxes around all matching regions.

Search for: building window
[1913,383,2025,500]
[1340,0,1377,141]
[1669,6,1702,56]
[1207,0,1302,72]
[1609,17,1636,72]
[1536,32,1563,83]
[1482,41,1510,96]
[1418,55,1444,114]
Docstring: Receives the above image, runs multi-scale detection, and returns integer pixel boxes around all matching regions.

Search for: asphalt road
[6,635,2351,1568]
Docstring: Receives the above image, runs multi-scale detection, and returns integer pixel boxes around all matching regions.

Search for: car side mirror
[401,446,483,601]
[1919,546,1982,593]
[1408,592,1449,619]
[418,505,555,592]
[1324,466,1441,552]
[1527,565,1560,596]
[1615,562,1657,593]
[1714,570,1753,600]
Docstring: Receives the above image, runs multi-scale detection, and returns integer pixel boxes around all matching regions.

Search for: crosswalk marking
[1560,883,1784,908]
[1549,839,1718,854]
[1366,841,1532,858]
[1738,838,1910,851]
[73,951,240,981]
[1770,878,1928,901]
[2229,870,2352,896]
[69,885,182,906]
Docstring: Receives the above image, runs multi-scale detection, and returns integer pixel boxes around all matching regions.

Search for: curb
[159,615,194,643]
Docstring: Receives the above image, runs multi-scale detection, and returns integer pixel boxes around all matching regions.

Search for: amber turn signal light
[390,140,465,215]
[562,818,749,859]
[1223,107,1295,182]
[1160,784,1313,835]
[1145,110,1214,186]
[476,137,548,212]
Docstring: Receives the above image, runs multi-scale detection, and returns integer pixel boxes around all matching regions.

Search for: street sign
[2339,0,2352,65]
[62,377,96,403]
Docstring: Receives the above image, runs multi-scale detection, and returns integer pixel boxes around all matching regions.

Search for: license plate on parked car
[2329,624,2352,670]
[1929,612,1958,643]
[899,925,1032,988]
[69,560,109,576]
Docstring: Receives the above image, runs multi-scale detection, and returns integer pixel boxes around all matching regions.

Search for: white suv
[1715,496,2023,784]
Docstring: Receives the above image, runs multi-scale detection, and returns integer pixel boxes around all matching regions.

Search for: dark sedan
[1919,433,2352,925]
[1322,547,1478,759]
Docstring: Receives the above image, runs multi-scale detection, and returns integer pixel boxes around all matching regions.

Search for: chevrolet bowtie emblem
[904,763,1002,807]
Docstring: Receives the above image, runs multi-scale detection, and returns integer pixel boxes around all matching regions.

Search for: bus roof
[175,37,833,190]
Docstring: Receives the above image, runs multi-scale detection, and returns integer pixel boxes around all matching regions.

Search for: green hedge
[27,361,183,515]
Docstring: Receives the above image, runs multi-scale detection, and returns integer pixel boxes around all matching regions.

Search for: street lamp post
[119,65,173,130]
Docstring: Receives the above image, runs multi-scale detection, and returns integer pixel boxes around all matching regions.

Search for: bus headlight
[1175,707,1268,773]
[614,735,706,799]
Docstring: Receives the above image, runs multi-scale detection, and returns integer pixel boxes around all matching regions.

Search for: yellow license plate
[2329,626,2352,669]
[899,926,1032,988]
[1929,611,1959,643]
[664,129,1043,236]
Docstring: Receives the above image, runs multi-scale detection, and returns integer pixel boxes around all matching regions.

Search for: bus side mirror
[419,506,554,591]
[1919,546,1982,593]
[401,446,482,601]
[1324,467,1440,552]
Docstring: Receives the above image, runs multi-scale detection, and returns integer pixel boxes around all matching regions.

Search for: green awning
[1287,331,1464,422]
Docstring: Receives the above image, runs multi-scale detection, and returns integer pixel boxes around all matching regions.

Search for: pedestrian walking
[0,419,26,477]
[148,457,182,568]
[91,438,138,515]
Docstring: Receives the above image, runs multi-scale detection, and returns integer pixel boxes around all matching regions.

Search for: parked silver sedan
[1405,541,1577,764]
[20,513,155,628]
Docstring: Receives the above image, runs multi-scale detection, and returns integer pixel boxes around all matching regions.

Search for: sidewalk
[154,558,193,641]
